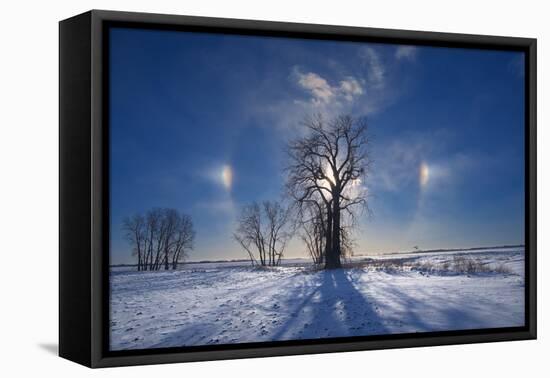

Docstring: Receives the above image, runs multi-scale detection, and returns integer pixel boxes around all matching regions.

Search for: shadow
[360,272,506,332]
[38,343,58,355]
[271,269,389,341]
[143,268,390,348]
[115,265,521,349]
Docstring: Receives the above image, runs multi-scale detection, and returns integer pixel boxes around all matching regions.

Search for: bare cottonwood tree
[122,214,146,271]
[170,214,195,269]
[234,203,263,266]
[299,203,326,265]
[234,201,293,266]
[264,201,293,266]
[122,208,195,271]
[287,114,370,269]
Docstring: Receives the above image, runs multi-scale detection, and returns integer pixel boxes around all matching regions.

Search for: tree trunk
[332,204,342,268]
[324,208,339,269]
[325,196,342,269]
[172,249,180,269]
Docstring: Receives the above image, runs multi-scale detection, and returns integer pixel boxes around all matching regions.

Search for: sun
[419,162,430,188]
[318,162,336,194]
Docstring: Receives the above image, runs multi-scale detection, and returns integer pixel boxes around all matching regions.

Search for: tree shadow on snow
[138,267,515,348]
[271,269,389,341]
[359,275,502,332]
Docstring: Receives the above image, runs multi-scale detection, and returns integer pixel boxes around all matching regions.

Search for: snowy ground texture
[110,247,525,351]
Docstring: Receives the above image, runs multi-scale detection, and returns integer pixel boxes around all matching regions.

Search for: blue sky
[109,27,525,264]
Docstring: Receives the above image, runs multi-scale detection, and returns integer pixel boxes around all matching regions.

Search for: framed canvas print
[59,10,536,368]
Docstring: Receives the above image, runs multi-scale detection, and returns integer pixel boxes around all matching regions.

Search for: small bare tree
[234,203,263,266]
[234,201,293,266]
[299,202,326,265]
[170,214,195,269]
[264,201,293,266]
[123,208,195,271]
[122,214,146,271]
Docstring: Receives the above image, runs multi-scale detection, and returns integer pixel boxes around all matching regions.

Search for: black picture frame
[59,9,537,368]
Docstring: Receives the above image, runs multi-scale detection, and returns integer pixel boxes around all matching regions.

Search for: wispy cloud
[295,71,335,104]
[369,129,466,195]
[249,44,420,135]
[340,77,364,101]
[293,68,364,107]
[359,47,386,89]
[395,45,418,61]
[371,138,432,193]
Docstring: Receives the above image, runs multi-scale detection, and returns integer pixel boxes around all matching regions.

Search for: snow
[110,247,525,351]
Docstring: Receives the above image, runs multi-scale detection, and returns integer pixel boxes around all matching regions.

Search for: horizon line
[109,243,525,267]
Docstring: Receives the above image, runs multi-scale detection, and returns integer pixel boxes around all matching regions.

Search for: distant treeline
[359,244,526,257]
[122,208,195,271]
[112,243,524,270]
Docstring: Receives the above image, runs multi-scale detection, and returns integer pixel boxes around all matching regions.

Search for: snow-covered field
[110,247,525,351]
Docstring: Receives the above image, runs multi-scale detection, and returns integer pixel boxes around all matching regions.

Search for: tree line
[122,208,195,271]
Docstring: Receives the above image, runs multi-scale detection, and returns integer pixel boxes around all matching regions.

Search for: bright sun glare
[318,163,336,195]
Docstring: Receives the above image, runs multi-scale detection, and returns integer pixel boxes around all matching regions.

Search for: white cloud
[339,77,364,101]
[395,46,418,61]
[296,71,335,104]
[359,47,386,89]
[370,133,478,199]
[293,68,364,108]
[255,45,409,133]
[372,138,429,193]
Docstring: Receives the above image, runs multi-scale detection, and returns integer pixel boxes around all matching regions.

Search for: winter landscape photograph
[108,27,526,351]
